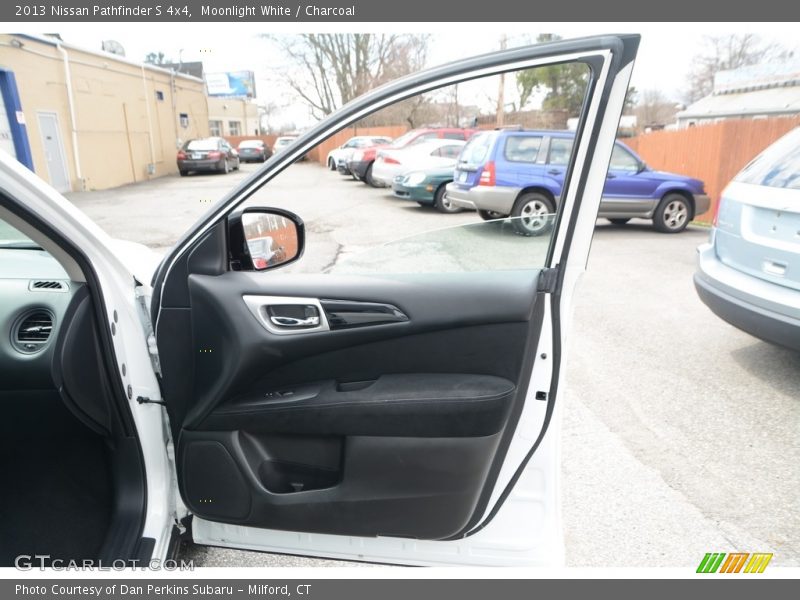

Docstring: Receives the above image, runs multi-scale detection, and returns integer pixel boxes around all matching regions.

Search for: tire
[328,158,336,171]
[510,192,556,236]
[608,218,630,225]
[179,170,188,177]
[433,184,462,214]
[364,162,379,187]
[478,209,506,221]
[221,159,230,174]
[653,193,691,233]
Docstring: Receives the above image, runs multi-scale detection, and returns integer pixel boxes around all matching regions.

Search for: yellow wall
[0,34,209,191]
[207,96,260,137]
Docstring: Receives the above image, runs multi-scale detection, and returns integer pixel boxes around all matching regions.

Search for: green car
[391,166,462,213]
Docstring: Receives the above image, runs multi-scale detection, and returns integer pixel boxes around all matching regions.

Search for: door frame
[36,110,71,193]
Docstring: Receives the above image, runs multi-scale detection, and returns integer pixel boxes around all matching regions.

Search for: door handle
[269,315,320,328]
[606,173,616,179]
[547,169,562,175]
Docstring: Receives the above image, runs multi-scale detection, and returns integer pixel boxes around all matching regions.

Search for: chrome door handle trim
[242,295,330,336]
[269,315,321,327]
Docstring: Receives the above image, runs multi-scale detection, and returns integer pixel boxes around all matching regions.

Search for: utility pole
[496,34,507,127]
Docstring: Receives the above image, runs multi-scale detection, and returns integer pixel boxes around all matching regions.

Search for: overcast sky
[14,22,799,126]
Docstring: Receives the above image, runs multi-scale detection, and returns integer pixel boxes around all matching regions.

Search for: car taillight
[478,161,495,186]
[383,157,400,165]
[712,197,724,227]
[177,151,186,160]
[208,151,222,159]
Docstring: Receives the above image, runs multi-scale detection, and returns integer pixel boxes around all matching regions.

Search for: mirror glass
[241,211,300,270]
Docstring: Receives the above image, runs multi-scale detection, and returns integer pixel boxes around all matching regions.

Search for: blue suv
[445,129,710,235]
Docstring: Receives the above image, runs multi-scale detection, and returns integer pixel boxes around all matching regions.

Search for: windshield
[389,131,421,148]
[276,138,294,146]
[239,140,263,148]
[459,132,495,165]
[185,139,219,151]
[0,218,39,249]
[735,128,800,190]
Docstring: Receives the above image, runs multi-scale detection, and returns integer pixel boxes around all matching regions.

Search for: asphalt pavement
[67,161,799,567]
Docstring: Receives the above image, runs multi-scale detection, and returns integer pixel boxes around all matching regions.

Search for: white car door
[147,34,639,566]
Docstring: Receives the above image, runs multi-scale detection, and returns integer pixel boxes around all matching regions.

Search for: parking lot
[68,161,800,567]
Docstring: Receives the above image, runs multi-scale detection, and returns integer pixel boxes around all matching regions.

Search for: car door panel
[167,267,542,540]
[150,34,639,563]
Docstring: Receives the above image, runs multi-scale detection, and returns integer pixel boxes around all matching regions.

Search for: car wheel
[328,158,336,170]
[179,170,188,177]
[653,193,691,233]
[478,210,506,221]
[235,158,240,171]
[608,218,630,225]
[433,184,462,214]
[364,163,379,187]
[510,192,556,236]
[222,159,230,174]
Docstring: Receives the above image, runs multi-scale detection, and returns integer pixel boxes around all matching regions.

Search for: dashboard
[0,248,78,390]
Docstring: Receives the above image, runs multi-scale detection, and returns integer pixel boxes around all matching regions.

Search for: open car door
[151,34,639,566]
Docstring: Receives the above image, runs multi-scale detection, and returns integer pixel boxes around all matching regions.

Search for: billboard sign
[206,71,257,98]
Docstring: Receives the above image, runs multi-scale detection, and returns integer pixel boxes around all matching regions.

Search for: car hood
[108,239,164,285]
[641,168,704,191]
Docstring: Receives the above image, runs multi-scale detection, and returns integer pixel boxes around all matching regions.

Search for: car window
[408,132,439,146]
[185,139,219,151]
[609,144,639,172]
[548,137,574,166]
[504,136,542,163]
[443,132,465,140]
[734,127,800,190]
[0,217,36,248]
[439,145,464,159]
[459,132,495,165]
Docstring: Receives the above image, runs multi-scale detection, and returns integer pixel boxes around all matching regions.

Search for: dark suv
[445,129,709,234]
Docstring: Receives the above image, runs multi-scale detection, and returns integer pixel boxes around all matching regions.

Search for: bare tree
[634,88,680,129]
[267,34,430,120]
[685,34,785,103]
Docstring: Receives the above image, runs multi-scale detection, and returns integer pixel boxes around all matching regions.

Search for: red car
[347,128,477,187]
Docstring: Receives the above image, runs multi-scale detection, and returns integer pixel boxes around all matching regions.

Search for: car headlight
[352,150,364,161]
[405,172,426,185]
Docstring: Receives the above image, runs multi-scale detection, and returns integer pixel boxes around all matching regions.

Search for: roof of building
[678,58,800,120]
[9,33,205,83]
[677,85,800,120]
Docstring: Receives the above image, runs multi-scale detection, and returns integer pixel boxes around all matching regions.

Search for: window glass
[228,121,242,136]
[459,132,495,165]
[734,127,800,190]
[209,120,222,137]
[609,144,639,171]
[504,136,542,163]
[548,137,573,166]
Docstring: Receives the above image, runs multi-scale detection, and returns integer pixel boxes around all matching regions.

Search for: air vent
[29,280,68,292]
[12,310,54,353]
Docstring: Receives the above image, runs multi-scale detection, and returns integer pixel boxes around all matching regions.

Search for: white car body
[371,139,466,187]
[0,35,638,567]
[325,136,392,170]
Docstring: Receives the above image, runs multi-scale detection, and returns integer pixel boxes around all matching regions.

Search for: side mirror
[228,207,304,271]
[637,161,648,174]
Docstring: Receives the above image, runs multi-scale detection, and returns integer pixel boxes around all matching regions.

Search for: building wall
[207,97,260,138]
[0,34,209,191]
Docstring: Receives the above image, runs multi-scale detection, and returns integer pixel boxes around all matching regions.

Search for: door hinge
[537,266,560,294]
[136,396,167,406]
[135,285,162,376]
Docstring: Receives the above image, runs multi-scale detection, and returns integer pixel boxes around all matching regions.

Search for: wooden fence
[624,116,800,222]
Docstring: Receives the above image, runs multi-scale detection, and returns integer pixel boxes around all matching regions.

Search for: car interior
[0,205,145,566]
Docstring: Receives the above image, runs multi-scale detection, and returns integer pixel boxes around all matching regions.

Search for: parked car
[392,165,461,213]
[273,135,308,161]
[372,139,466,188]
[326,136,392,171]
[237,139,272,163]
[445,129,709,235]
[348,128,477,187]
[177,137,240,175]
[694,126,800,352]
